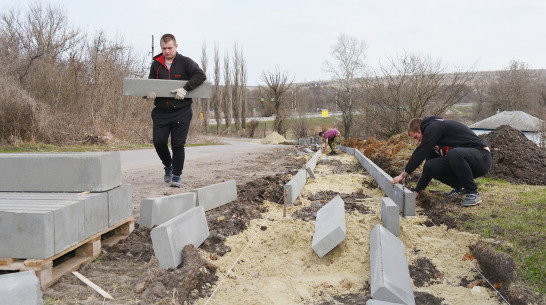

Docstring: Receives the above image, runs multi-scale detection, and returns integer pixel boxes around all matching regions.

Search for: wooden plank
[0,258,15,265]
[123,78,212,98]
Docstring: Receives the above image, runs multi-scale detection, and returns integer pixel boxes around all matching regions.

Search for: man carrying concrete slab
[319,129,342,156]
[391,116,492,207]
[146,34,206,187]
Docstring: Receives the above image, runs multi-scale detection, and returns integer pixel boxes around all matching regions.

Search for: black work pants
[151,106,192,176]
[415,147,492,194]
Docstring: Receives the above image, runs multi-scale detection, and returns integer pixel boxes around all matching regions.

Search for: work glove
[146,92,156,100]
[171,88,187,100]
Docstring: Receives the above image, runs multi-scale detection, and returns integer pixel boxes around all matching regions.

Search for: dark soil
[480,125,546,185]
[201,173,294,256]
[292,190,372,222]
[102,224,153,262]
[409,257,442,287]
[416,190,470,229]
[414,291,445,305]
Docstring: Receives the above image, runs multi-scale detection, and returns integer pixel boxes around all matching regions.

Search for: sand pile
[480,125,546,185]
[261,132,287,144]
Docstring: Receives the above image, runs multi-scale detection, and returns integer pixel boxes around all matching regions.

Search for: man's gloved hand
[171,88,187,100]
[146,92,156,100]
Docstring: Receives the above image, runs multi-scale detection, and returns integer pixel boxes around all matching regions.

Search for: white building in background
[469,111,545,147]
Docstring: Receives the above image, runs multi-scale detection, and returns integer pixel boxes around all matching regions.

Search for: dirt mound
[261,131,287,144]
[480,125,546,185]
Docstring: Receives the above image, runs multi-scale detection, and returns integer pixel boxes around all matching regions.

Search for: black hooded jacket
[405,116,488,174]
[148,52,206,110]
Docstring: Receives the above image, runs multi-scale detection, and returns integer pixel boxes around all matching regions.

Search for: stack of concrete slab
[0,271,43,305]
[369,224,415,305]
[312,195,346,258]
[0,152,132,260]
[339,146,415,217]
[297,136,322,146]
[284,150,322,206]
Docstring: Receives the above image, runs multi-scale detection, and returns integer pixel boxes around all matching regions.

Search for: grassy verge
[428,177,546,294]
[0,142,222,153]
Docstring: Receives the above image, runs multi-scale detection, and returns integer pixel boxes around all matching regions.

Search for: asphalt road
[120,138,278,171]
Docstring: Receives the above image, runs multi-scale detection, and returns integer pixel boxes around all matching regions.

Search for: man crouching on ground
[319,129,342,156]
[391,116,492,207]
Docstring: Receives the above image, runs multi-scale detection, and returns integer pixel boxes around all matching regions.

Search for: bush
[247,120,260,138]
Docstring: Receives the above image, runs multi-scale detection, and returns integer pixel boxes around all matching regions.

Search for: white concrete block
[312,195,346,258]
[370,224,415,305]
[0,152,121,192]
[150,206,209,269]
[140,192,197,228]
[381,197,400,237]
[0,271,43,305]
[107,184,133,226]
[284,170,307,206]
[190,180,236,212]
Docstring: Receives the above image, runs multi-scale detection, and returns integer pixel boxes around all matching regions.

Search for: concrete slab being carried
[0,152,121,192]
[123,79,212,98]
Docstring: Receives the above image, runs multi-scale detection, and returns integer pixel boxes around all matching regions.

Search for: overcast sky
[1,0,545,85]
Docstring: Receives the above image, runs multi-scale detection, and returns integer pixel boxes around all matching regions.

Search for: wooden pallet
[0,216,134,289]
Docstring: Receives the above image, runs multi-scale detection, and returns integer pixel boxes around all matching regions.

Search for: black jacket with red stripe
[148,52,206,110]
[405,116,488,174]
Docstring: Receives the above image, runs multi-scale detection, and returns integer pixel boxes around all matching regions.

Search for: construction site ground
[41,137,543,305]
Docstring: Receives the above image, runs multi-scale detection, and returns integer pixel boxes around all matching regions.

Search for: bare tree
[200,41,209,132]
[231,42,242,132]
[0,2,81,81]
[363,53,474,138]
[487,60,536,112]
[212,42,222,134]
[240,53,248,129]
[260,66,293,134]
[324,33,367,137]
[222,53,232,133]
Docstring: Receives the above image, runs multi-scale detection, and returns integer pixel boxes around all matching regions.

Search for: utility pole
[150,35,154,61]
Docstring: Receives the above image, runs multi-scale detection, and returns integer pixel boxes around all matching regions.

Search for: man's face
[409,130,423,143]
[161,40,178,61]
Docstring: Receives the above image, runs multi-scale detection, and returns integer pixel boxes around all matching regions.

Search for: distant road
[120,138,278,171]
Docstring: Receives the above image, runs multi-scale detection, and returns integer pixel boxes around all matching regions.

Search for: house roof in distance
[469,111,544,132]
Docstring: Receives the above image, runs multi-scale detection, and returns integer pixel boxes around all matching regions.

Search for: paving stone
[107,184,133,226]
[190,180,236,211]
[393,184,416,217]
[312,195,346,258]
[140,192,197,228]
[320,158,330,164]
[123,78,212,98]
[305,150,322,172]
[150,206,209,269]
[381,198,400,237]
[284,169,307,206]
[0,271,43,305]
[370,224,415,305]
[0,152,121,192]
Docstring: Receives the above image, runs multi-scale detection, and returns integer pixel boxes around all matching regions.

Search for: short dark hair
[319,131,324,137]
[160,34,177,45]
[408,118,422,135]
